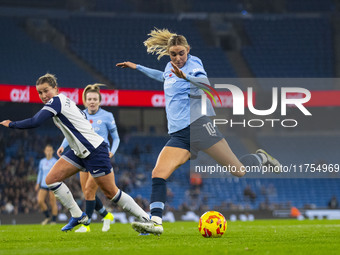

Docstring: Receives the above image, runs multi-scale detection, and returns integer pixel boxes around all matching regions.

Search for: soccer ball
[198,211,227,238]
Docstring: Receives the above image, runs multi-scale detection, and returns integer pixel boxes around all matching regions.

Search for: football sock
[112,189,149,221]
[48,182,83,218]
[150,178,167,220]
[239,154,262,169]
[43,210,50,219]
[257,152,268,164]
[51,215,57,222]
[85,200,96,225]
[95,195,108,218]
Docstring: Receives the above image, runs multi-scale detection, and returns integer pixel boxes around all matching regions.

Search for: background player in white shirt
[0,73,149,232]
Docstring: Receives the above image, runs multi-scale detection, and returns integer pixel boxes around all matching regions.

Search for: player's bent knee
[151,169,166,179]
[46,182,62,191]
[84,189,96,200]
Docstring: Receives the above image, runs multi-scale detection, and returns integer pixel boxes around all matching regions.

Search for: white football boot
[256,149,281,172]
[132,221,163,236]
[102,212,114,232]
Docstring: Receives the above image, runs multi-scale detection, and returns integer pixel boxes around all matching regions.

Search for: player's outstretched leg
[111,189,150,222]
[47,182,88,231]
[256,149,281,169]
[238,149,281,174]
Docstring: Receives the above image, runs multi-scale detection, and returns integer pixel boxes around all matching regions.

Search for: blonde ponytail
[82,83,106,106]
[144,28,176,60]
[144,28,190,60]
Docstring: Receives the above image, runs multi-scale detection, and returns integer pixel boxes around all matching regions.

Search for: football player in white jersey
[57,84,119,233]
[0,73,149,231]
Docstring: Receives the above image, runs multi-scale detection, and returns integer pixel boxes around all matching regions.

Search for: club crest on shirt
[164,78,176,89]
[46,98,54,105]
[97,120,102,124]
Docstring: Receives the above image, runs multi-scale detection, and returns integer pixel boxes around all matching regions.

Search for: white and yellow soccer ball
[198,211,227,238]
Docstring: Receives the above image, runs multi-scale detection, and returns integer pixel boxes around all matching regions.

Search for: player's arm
[171,61,210,89]
[57,138,69,157]
[116,61,164,82]
[1,96,61,129]
[107,114,120,157]
[35,161,43,191]
[1,110,54,129]
[109,129,120,158]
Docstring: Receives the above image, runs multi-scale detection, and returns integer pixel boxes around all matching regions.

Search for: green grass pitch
[0,219,340,255]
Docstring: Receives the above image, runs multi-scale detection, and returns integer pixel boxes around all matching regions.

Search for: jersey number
[203,123,217,136]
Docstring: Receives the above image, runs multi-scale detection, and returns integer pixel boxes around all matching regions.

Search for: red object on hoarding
[0,84,339,107]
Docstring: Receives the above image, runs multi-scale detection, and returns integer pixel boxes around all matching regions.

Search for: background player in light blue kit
[35,144,58,225]
[117,28,281,235]
[58,84,118,232]
[0,73,150,232]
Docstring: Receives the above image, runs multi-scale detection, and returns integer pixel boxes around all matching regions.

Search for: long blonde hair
[82,83,106,107]
[143,28,190,60]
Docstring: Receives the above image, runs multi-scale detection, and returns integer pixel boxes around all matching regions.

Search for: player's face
[44,146,54,159]
[85,92,101,114]
[169,45,189,68]
[36,83,58,104]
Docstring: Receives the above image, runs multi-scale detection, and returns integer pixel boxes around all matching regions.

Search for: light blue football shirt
[37,157,58,188]
[61,108,120,155]
[137,54,215,133]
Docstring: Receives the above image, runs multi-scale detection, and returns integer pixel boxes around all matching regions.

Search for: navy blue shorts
[166,116,224,159]
[39,186,50,191]
[62,142,113,178]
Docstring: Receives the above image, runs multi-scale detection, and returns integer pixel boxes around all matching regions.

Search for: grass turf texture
[0,220,339,255]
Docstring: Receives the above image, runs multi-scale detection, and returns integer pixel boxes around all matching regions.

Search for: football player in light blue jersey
[35,144,58,225]
[117,28,281,235]
[58,84,119,232]
[0,73,149,232]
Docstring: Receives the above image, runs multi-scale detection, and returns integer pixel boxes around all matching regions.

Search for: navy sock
[51,215,57,222]
[43,210,50,218]
[85,200,96,225]
[150,178,167,218]
[239,154,262,170]
[95,195,108,218]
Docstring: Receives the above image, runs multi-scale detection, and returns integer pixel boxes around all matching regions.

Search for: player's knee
[45,175,53,186]
[84,188,96,200]
[152,167,167,179]
[37,199,44,206]
[46,182,62,190]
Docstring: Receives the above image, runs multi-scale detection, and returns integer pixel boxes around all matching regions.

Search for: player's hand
[170,61,186,79]
[35,183,39,192]
[109,152,114,158]
[116,61,137,69]
[0,120,11,127]
[57,146,64,157]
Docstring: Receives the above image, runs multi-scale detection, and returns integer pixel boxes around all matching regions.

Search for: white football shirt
[43,93,104,158]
